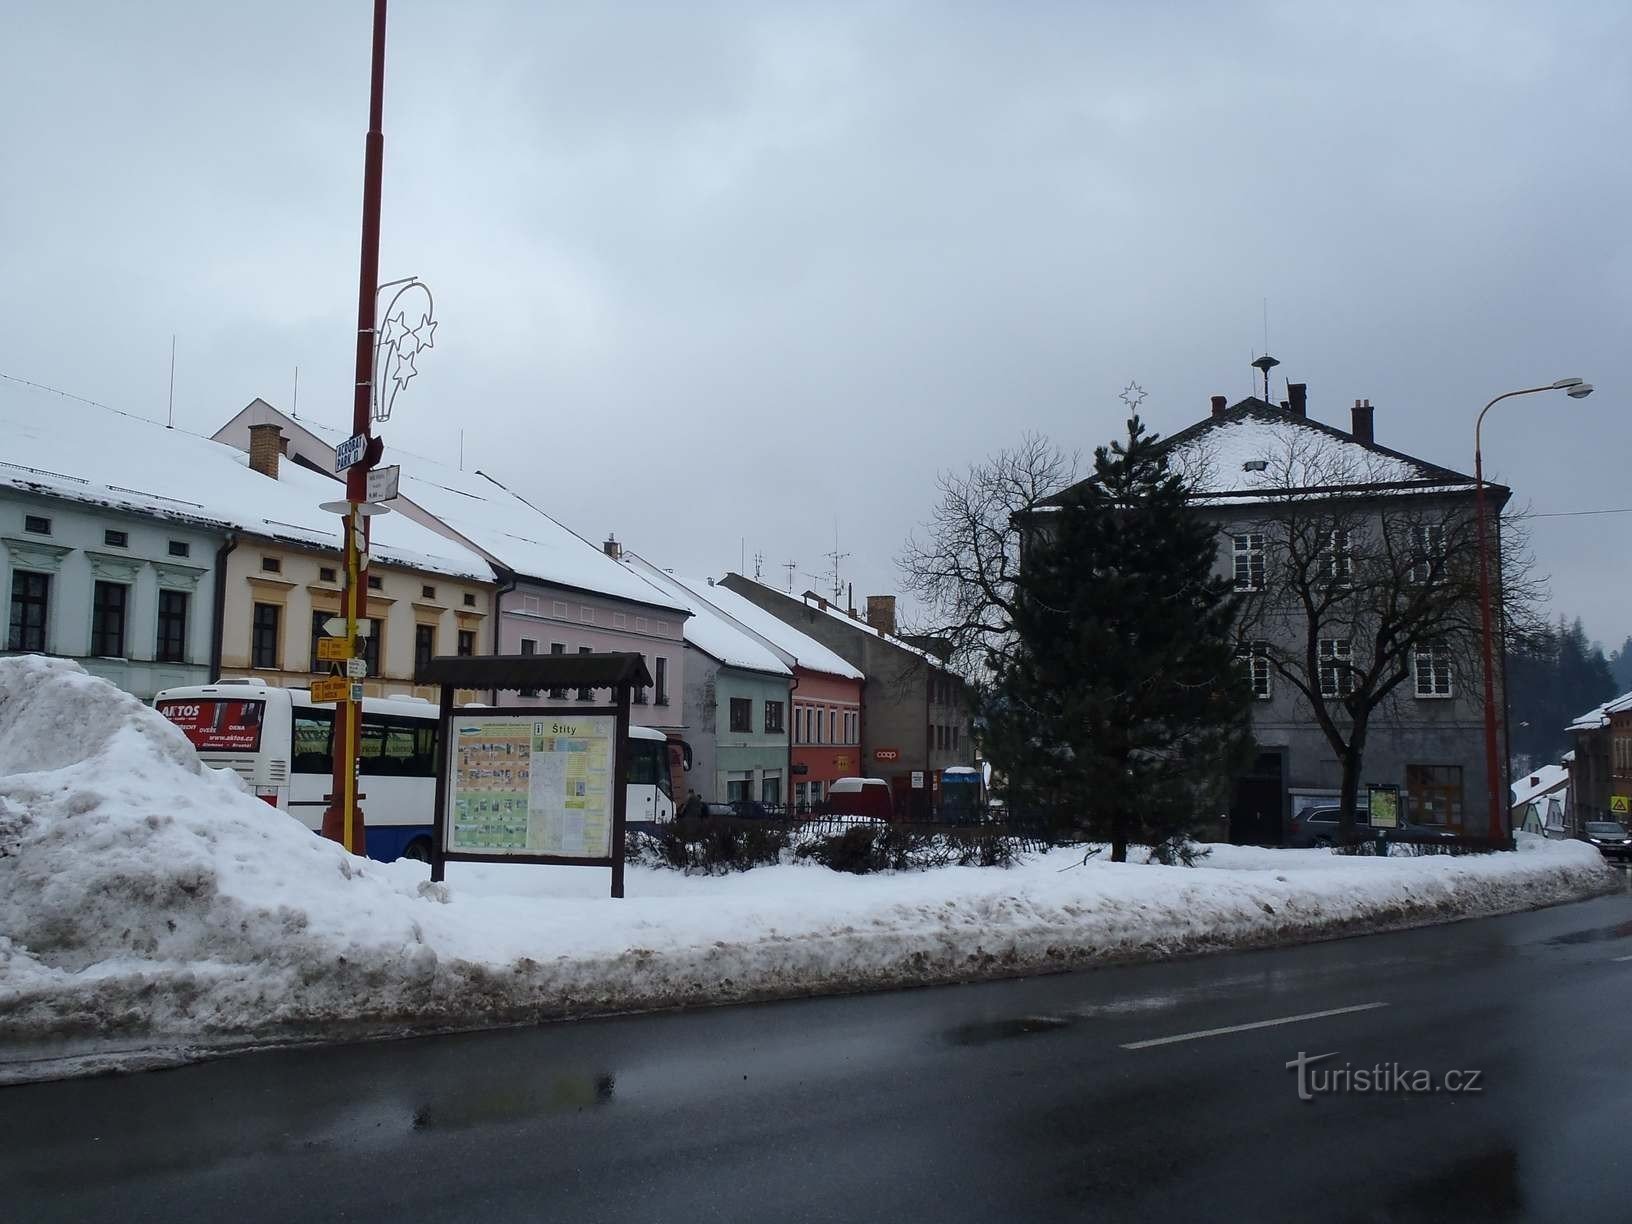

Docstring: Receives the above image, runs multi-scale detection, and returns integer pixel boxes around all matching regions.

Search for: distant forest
[1507,619,1631,773]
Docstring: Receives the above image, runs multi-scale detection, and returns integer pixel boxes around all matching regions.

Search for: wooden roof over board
[415,651,653,693]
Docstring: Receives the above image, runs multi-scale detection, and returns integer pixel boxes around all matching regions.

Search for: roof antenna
[291,365,299,419]
[782,559,797,591]
[459,428,465,471]
[1251,353,1280,402]
[752,550,765,581]
[166,335,176,428]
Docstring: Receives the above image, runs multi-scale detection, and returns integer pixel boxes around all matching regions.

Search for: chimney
[1288,382,1307,417]
[1351,398,1375,444]
[247,423,282,479]
[602,534,622,560]
[866,595,897,636]
[1210,395,1228,418]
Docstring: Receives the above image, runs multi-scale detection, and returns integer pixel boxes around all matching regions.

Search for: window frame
[1318,637,1355,699]
[1410,523,1446,585]
[729,697,753,733]
[414,623,436,673]
[90,580,128,658]
[655,656,669,707]
[1413,640,1454,699]
[251,602,281,669]
[1319,528,1353,586]
[764,699,784,734]
[1236,640,1272,700]
[155,589,189,663]
[1232,532,1266,591]
[7,569,50,652]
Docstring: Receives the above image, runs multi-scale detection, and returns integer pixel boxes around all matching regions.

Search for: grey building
[1050,380,1503,843]
[716,577,970,819]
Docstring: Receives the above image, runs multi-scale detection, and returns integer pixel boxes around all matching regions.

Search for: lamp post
[1474,377,1593,844]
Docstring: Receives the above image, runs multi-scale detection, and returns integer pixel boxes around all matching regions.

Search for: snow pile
[0,659,1616,1076]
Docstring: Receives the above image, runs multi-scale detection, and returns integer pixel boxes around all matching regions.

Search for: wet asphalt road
[4,878,1631,1224]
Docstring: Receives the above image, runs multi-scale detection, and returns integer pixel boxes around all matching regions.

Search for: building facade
[2,490,221,700]
[716,577,971,819]
[789,667,864,812]
[1567,693,1632,834]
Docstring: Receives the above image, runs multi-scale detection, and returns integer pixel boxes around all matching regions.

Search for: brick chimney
[1351,398,1375,444]
[866,595,897,636]
[1288,382,1308,417]
[247,423,282,479]
[1210,395,1228,418]
[602,534,622,560]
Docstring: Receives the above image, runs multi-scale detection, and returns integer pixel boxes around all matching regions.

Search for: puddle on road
[411,1071,615,1132]
[945,1015,1075,1046]
[1543,920,1632,947]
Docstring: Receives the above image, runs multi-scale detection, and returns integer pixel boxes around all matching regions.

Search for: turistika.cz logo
[1286,1050,1484,1101]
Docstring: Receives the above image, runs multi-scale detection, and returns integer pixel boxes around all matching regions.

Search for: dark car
[1581,821,1632,862]
[1284,805,1455,849]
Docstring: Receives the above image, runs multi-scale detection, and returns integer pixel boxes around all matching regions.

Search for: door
[1230,751,1287,846]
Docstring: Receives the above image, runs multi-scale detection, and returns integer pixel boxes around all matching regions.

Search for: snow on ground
[0,658,1615,1080]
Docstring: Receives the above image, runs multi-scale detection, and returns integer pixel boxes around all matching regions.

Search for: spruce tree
[984,415,1252,862]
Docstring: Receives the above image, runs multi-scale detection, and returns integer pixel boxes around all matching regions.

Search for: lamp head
[1551,377,1585,389]
[1566,383,1595,399]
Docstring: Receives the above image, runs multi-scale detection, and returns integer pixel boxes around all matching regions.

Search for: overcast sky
[5,2,1630,647]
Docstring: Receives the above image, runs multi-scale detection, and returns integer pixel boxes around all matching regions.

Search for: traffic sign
[366,464,400,502]
[323,617,372,637]
[911,771,925,789]
[1612,795,1629,815]
[310,676,350,703]
[316,637,353,662]
[345,658,368,679]
[335,432,369,473]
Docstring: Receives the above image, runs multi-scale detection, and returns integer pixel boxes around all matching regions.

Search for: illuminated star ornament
[1120,381,1148,412]
[371,278,436,423]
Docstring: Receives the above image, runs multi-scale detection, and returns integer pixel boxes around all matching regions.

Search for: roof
[0,381,492,581]
[1045,397,1490,509]
[721,575,952,670]
[619,558,791,676]
[1567,691,1632,732]
[416,651,652,692]
[1510,764,1569,807]
[228,405,687,614]
[673,578,864,681]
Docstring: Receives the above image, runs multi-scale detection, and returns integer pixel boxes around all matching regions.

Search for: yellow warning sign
[1611,795,1629,815]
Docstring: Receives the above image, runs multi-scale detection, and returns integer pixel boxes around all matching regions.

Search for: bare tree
[896,433,1077,674]
[1227,429,1543,837]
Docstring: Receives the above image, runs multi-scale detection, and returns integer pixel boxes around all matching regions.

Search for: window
[252,602,281,668]
[577,646,593,701]
[104,529,128,548]
[261,556,281,574]
[579,605,595,624]
[815,706,825,744]
[7,571,49,651]
[549,642,567,699]
[367,574,383,591]
[415,623,436,672]
[1410,524,1445,584]
[1232,533,1265,590]
[1407,765,1464,827]
[90,581,127,657]
[1319,529,1352,585]
[168,540,190,558]
[457,629,475,657]
[361,618,383,678]
[421,584,436,600]
[156,590,188,663]
[655,656,669,706]
[730,698,752,732]
[309,611,331,672]
[551,600,568,619]
[829,709,837,743]
[845,711,857,743]
[953,725,960,751]
[765,699,784,734]
[359,715,439,778]
[320,566,337,583]
[636,616,650,633]
[613,612,627,629]
[761,773,782,806]
[463,593,477,608]
[805,707,815,744]
[1318,638,1355,699]
[1414,641,1453,698]
[520,638,538,697]
[23,515,50,535]
[725,772,752,803]
[292,709,334,774]
[1236,641,1271,700]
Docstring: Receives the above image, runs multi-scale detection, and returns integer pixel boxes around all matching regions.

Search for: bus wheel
[401,838,433,864]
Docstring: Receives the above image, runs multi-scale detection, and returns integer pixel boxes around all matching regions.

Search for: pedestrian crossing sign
[1611,795,1629,815]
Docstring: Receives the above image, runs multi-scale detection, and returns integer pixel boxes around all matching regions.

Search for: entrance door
[1230,751,1287,846]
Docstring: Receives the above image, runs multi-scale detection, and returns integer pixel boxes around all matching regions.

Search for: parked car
[1284,805,1456,849]
[1581,821,1632,862]
[824,777,894,822]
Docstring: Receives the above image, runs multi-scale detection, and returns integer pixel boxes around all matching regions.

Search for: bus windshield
[157,698,266,753]
[627,737,672,798]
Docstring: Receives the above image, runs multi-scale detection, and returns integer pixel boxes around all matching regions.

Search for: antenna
[459,429,465,471]
[291,365,299,419]
[166,335,176,428]
[825,521,851,604]
[781,559,798,591]
[752,550,765,581]
[740,537,746,575]
[1263,297,1270,356]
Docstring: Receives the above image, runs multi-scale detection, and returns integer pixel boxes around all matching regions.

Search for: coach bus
[154,678,676,862]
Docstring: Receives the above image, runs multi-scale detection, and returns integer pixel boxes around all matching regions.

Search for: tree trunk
[1110,810,1129,862]
[1336,720,1370,841]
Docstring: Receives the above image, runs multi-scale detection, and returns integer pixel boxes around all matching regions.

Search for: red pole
[1474,446,1505,844]
[323,0,388,853]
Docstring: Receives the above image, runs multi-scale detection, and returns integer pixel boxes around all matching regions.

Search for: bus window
[360,715,439,777]
[627,738,672,798]
[292,709,334,774]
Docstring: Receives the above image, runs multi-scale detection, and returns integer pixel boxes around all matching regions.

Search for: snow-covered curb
[0,658,1617,1081]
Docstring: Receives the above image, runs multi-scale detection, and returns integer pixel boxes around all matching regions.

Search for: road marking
[1120,1002,1390,1050]
[1613,954,1632,962]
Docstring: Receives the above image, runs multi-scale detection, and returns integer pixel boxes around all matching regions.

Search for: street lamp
[1474,377,1593,845]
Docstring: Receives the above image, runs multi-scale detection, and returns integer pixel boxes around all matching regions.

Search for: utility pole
[322,0,389,855]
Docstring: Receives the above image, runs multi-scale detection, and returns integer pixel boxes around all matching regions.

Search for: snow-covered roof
[0,382,492,581]
[789,588,949,668]
[1510,764,1568,807]
[678,580,864,681]
[1568,698,1618,733]
[621,558,791,676]
[273,413,686,613]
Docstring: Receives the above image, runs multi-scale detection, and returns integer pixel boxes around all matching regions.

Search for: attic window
[104,529,129,548]
[463,593,476,607]
[168,540,190,558]
[421,584,436,600]
[1242,460,1269,472]
[261,556,282,573]
[367,575,383,591]
[320,566,337,583]
[24,515,51,535]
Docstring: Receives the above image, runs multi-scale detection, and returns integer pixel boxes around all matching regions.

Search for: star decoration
[379,310,408,349]
[391,345,419,390]
[1120,381,1148,412]
[409,314,437,353]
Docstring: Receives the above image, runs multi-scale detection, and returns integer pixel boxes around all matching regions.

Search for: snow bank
[0,659,1616,1080]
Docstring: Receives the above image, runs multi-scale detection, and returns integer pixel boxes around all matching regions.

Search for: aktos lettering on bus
[158,699,266,752]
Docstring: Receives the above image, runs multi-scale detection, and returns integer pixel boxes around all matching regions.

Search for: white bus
[154,678,677,862]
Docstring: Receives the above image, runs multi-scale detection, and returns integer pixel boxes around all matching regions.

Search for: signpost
[335,431,369,473]
[316,637,353,663]
[1612,795,1630,816]
[366,464,400,502]
[310,676,350,704]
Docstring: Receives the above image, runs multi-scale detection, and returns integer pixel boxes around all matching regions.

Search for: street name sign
[335,432,369,473]
[345,658,368,679]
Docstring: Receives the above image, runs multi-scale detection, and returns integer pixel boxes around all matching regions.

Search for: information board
[1367,784,1401,830]
[444,713,617,860]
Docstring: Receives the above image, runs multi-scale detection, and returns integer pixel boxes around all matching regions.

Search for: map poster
[444,713,617,860]
[1367,784,1401,830]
